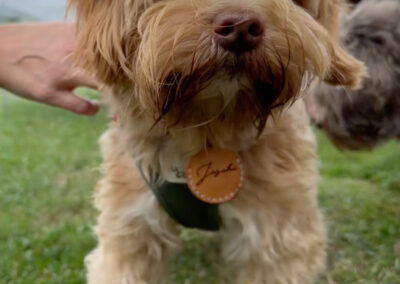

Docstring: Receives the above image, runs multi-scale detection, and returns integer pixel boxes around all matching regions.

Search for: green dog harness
[152,182,221,231]
[138,164,221,231]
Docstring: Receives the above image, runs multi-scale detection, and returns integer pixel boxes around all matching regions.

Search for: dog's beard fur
[310,0,400,150]
[70,0,363,149]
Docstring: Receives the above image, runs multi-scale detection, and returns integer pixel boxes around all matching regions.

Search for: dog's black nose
[214,14,264,54]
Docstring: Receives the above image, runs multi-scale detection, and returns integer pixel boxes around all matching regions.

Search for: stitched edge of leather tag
[186,148,244,204]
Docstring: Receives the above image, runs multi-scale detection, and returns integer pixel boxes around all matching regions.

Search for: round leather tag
[186,148,244,204]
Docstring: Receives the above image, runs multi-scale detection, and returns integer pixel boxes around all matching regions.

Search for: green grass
[0,91,399,283]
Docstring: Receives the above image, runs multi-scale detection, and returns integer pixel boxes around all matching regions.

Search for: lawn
[0,91,399,284]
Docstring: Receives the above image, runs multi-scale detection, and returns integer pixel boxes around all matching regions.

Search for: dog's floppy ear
[322,41,364,88]
[323,0,365,88]
[294,0,341,36]
[295,0,364,88]
[69,0,135,85]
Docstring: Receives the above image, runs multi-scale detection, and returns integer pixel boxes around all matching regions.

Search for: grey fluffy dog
[308,0,400,149]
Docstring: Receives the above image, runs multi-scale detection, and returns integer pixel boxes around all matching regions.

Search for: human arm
[0,22,99,115]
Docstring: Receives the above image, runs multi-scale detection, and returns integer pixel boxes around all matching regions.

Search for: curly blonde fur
[69,0,363,283]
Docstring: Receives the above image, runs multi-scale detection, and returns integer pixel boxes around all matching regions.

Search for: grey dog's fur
[311,0,400,149]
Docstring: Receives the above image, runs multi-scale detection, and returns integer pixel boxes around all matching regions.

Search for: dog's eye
[369,34,386,46]
[353,31,386,46]
[293,0,304,6]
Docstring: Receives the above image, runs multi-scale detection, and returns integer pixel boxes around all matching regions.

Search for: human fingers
[63,68,99,90]
[46,91,99,115]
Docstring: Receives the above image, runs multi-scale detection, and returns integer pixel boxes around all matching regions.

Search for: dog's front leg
[86,191,181,284]
[85,129,182,284]
[220,197,326,284]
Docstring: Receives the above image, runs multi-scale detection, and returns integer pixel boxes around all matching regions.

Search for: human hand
[0,23,99,115]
